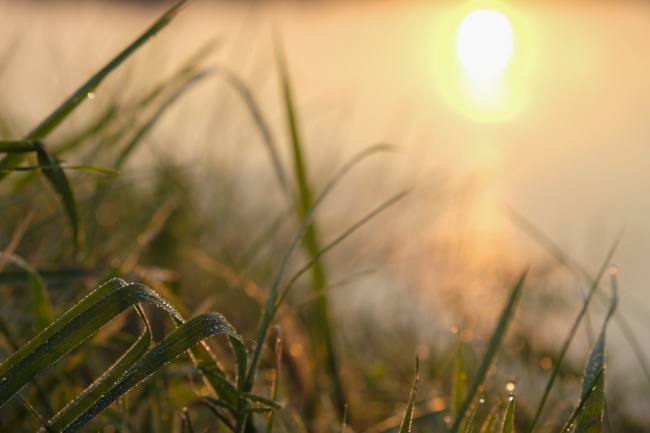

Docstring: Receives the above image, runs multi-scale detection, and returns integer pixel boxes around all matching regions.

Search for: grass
[0,1,648,432]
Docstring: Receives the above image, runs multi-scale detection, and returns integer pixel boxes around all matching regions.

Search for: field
[0,1,648,432]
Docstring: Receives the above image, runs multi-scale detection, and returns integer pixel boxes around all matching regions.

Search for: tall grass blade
[62,312,236,433]
[34,141,79,245]
[273,31,344,413]
[500,396,515,433]
[42,306,152,432]
[215,66,289,196]
[229,335,248,393]
[0,140,38,153]
[0,279,185,407]
[0,0,190,178]
[0,251,52,331]
[571,269,618,433]
[450,272,527,433]
[246,144,396,392]
[398,357,419,433]
[453,334,468,421]
[526,243,617,433]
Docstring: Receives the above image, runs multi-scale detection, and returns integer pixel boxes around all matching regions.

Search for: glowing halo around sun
[430,2,533,123]
[456,10,514,82]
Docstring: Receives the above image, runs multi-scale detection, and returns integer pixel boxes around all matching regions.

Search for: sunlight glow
[456,10,514,82]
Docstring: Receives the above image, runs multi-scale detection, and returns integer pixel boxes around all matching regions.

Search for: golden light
[456,10,514,83]
[430,2,533,123]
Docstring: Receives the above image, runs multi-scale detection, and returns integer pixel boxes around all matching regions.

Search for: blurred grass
[0,1,648,432]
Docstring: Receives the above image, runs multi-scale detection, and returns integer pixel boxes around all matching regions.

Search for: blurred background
[1,0,649,430]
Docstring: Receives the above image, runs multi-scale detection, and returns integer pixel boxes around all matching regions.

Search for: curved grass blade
[526,245,616,433]
[500,396,515,433]
[229,335,248,393]
[34,141,79,245]
[214,66,289,196]
[201,396,237,431]
[246,143,396,392]
[0,279,183,408]
[0,0,190,178]
[41,306,152,432]
[450,272,527,433]
[62,311,236,433]
[115,69,213,169]
[0,251,52,331]
[398,357,419,433]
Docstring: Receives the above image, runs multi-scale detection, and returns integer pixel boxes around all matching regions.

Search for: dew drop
[506,382,515,392]
[87,92,95,100]
[508,394,515,402]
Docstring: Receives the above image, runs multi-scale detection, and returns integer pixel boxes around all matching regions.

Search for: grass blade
[571,269,618,433]
[0,0,190,178]
[34,141,79,246]
[480,404,500,433]
[526,244,616,433]
[0,279,184,408]
[398,357,419,433]
[43,306,152,432]
[500,396,515,433]
[453,334,468,421]
[61,311,236,433]
[450,272,527,433]
[0,251,52,331]
[0,140,38,153]
[273,31,344,414]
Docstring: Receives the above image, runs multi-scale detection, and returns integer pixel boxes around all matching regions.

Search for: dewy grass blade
[500,396,515,433]
[62,312,236,433]
[0,165,119,174]
[450,272,527,433]
[398,357,419,433]
[571,268,618,433]
[0,0,191,178]
[0,251,52,331]
[0,279,184,408]
[228,335,248,393]
[526,243,617,433]
[42,306,152,432]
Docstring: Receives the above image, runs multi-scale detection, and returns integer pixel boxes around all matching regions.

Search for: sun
[456,10,514,82]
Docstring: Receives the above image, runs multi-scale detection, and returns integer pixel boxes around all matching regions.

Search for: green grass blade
[500,396,515,433]
[241,393,282,410]
[215,66,289,196]
[273,31,344,413]
[246,144,395,393]
[0,0,190,178]
[450,272,527,433]
[115,69,213,168]
[0,251,52,331]
[61,312,236,433]
[0,279,184,408]
[229,335,248,393]
[572,270,618,433]
[34,141,79,245]
[526,244,617,433]
[1,165,119,174]
[398,357,419,433]
[43,306,152,431]
[0,140,38,153]
[453,335,468,421]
